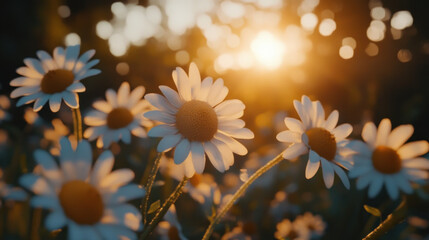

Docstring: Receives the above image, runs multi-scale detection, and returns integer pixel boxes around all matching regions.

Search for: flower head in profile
[20,137,145,240]
[84,82,153,148]
[276,95,353,189]
[349,118,429,199]
[156,205,188,240]
[144,63,254,177]
[10,45,100,112]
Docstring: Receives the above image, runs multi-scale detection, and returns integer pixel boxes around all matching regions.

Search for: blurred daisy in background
[43,118,72,156]
[10,45,100,112]
[0,95,11,123]
[20,137,145,239]
[145,62,253,177]
[294,212,326,239]
[0,169,27,206]
[349,118,429,199]
[221,222,258,240]
[276,95,353,189]
[275,218,309,240]
[84,81,153,148]
[156,205,188,240]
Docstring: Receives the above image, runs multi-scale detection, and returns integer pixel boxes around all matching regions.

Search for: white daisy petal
[68,222,84,240]
[127,86,145,108]
[305,151,321,179]
[332,124,353,141]
[215,99,245,116]
[207,78,225,106]
[349,165,372,178]
[101,169,135,189]
[183,155,196,178]
[19,174,52,195]
[362,122,377,148]
[49,93,62,112]
[174,139,191,164]
[157,134,182,152]
[196,77,213,101]
[131,127,147,138]
[64,45,80,70]
[214,132,248,155]
[148,124,178,137]
[30,196,60,209]
[221,127,254,139]
[204,141,226,172]
[394,173,413,194]
[387,124,414,150]
[63,92,79,108]
[45,211,67,231]
[67,82,86,92]
[34,150,62,182]
[91,150,114,185]
[190,141,206,174]
[33,95,49,112]
[403,157,429,169]
[16,66,43,79]
[10,86,40,98]
[75,59,100,76]
[93,100,113,113]
[368,175,384,198]
[332,164,350,189]
[74,140,92,180]
[159,85,183,108]
[24,58,45,75]
[176,67,192,101]
[320,158,335,188]
[144,110,175,124]
[356,173,374,189]
[145,93,177,114]
[36,50,57,71]
[284,117,305,133]
[293,100,310,128]
[282,143,308,160]
[75,69,101,81]
[117,82,130,106]
[276,130,302,143]
[212,138,234,169]
[105,89,118,107]
[375,118,392,146]
[210,87,229,107]
[10,77,41,87]
[324,110,339,131]
[385,176,399,199]
[53,47,66,68]
[397,141,429,159]
[313,101,325,127]
[405,169,429,181]
[102,204,142,231]
[106,184,145,205]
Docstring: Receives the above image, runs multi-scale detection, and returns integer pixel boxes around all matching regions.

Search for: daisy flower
[348,118,429,199]
[10,45,100,112]
[276,95,353,189]
[275,219,309,240]
[294,212,326,238]
[144,63,254,177]
[156,205,188,240]
[84,82,153,148]
[221,222,257,240]
[20,137,145,240]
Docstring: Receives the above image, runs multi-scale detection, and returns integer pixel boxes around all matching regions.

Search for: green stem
[362,199,407,240]
[202,152,284,240]
[72,108,83,142]
[142,152,162,225]
[140,177,188,240]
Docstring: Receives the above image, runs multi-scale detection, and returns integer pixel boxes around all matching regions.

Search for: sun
[250,31,285,69]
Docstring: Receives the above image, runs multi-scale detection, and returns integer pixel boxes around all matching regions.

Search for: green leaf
[148,200,161,214]
[364,205,382,217]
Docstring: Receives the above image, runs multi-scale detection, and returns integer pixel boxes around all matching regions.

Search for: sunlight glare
[250,31,285,69]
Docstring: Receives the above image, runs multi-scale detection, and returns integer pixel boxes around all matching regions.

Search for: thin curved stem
[140,176,188,240]
[202,153,284,240]
[142,152,163,225]
[363,199,407,240]
[72,108,82,142]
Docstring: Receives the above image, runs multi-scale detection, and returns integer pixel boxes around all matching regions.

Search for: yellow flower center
[59,180,104,225]
[41,69,74,94]
[372,146,402,174]
[168,226,180,240]
[106,107,134,129]
[189,174,202,187]
[175,100,218,142]
[305,128,337,161]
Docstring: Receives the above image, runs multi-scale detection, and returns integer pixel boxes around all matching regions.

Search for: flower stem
[362,199,407,240]
[71,108,82,142]
[140,176,188,240]
[142,152,162,225]
[202,152,284,240]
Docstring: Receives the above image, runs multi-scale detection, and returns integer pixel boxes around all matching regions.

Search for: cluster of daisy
[1,43,428,239]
